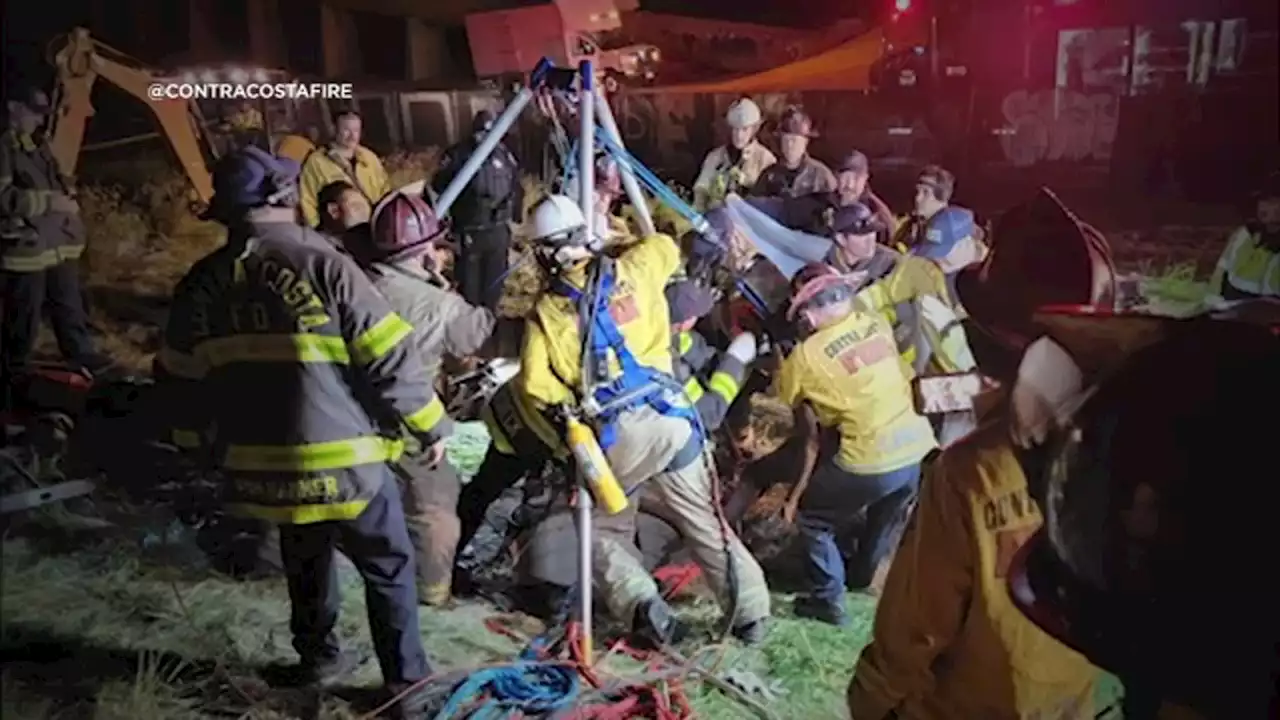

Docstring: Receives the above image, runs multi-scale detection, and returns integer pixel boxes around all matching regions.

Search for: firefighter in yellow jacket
[1206,174,1280,301]
[827,203,979,446]
[847,331,1100,719]
[154,147,445,718]
[1,88,110,398]
[517,193,770,647]
[298,109,391,228]
[776,263,938,625]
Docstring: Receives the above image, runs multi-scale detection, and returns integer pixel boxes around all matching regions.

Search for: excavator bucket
[957,187,1119,352]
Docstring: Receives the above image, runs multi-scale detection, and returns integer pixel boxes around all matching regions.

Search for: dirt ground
[1,158,1208,718]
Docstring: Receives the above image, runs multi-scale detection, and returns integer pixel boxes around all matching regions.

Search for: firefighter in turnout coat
[1,88,108,398]
[344,190,497,607]
[751,107,837,199]
[154,147,447,717]
[693,98,777,212]
[517,194,770,647]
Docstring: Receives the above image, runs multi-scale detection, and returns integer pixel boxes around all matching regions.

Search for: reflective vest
[481,381,553,459]
[154,220,450,524]
[672,328,747,431]
[1212,226,1280,299]
[0,131,84,272]
[552,260,703,469]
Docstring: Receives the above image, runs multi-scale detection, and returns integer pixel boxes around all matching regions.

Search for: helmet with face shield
[1007,308,1280,719]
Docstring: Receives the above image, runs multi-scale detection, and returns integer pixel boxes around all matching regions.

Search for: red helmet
[787,262,854,322]
[367,191,445,263]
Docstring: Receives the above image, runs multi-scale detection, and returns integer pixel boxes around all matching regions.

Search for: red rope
[653,563,703,600]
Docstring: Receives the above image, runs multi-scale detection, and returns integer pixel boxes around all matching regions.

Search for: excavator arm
[47,28,215,204]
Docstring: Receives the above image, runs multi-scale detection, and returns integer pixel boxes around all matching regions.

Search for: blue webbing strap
[550,264,697,451]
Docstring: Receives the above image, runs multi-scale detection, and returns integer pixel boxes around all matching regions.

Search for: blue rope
[592,129,712,237]
[431,652,579,720]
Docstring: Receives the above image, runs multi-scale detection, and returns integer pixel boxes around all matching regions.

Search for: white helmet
[726,98,762,129]
[530,194,587,246]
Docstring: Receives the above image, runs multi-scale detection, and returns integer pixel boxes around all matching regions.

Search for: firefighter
[833,151,895,236]
[892,164,987,273]
[344,191,497,607]
[829,203,978,445]
[751,106,837,199]
[666,279,757,431]
[776,263,938,625]
[299,109,390,228]
[517,193,770,646]
[1006,311,1278,720]
[1,88,111,401]
[431,110,524,310]
[314,180,372,237]
[509,276,758,620]
[846,314,1104,719]
[693,98,777,212]
[154,147,446,716]
[1207,173,1280,301]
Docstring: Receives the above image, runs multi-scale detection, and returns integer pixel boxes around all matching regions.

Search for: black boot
[295,648,361,687]
[631,597,688,650]
[793,596,849,627]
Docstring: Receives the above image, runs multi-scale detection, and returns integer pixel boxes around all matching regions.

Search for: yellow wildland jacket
[298,144,391,227]
[518,232,683,452]
[848,416,1099,720]
[775,309,937,475]
[853,252,977,378]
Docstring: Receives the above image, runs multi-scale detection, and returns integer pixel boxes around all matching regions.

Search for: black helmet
[828,201,883,237]
[1010,312,1280,718]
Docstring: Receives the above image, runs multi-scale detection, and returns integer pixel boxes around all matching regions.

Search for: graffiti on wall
[999,89,1120,168]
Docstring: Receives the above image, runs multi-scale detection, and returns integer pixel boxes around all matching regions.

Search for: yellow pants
[590,405,771,625]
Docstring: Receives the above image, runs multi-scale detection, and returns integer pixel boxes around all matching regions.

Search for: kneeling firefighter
[1007,312,1280,720]
[776,263,938,626]
[344,190,497,606]
[517,193,771,647]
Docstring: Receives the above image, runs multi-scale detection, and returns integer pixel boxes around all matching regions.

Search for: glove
[726,332,758,364]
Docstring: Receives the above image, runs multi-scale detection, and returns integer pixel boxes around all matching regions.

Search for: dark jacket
[431,140,523,229]
[154,216,451,524]
[0,130,84,272]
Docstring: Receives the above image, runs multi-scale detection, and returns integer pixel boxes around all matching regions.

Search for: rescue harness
[551,258,704,474]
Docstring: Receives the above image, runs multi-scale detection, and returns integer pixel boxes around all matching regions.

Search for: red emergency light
[895,0,912,10]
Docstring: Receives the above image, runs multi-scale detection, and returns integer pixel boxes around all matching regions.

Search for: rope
[432,660,579,719]
[442,619,703,720]
[653,563,703,600]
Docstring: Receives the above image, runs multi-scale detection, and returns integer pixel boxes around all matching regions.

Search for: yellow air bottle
[564,412,629,515]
